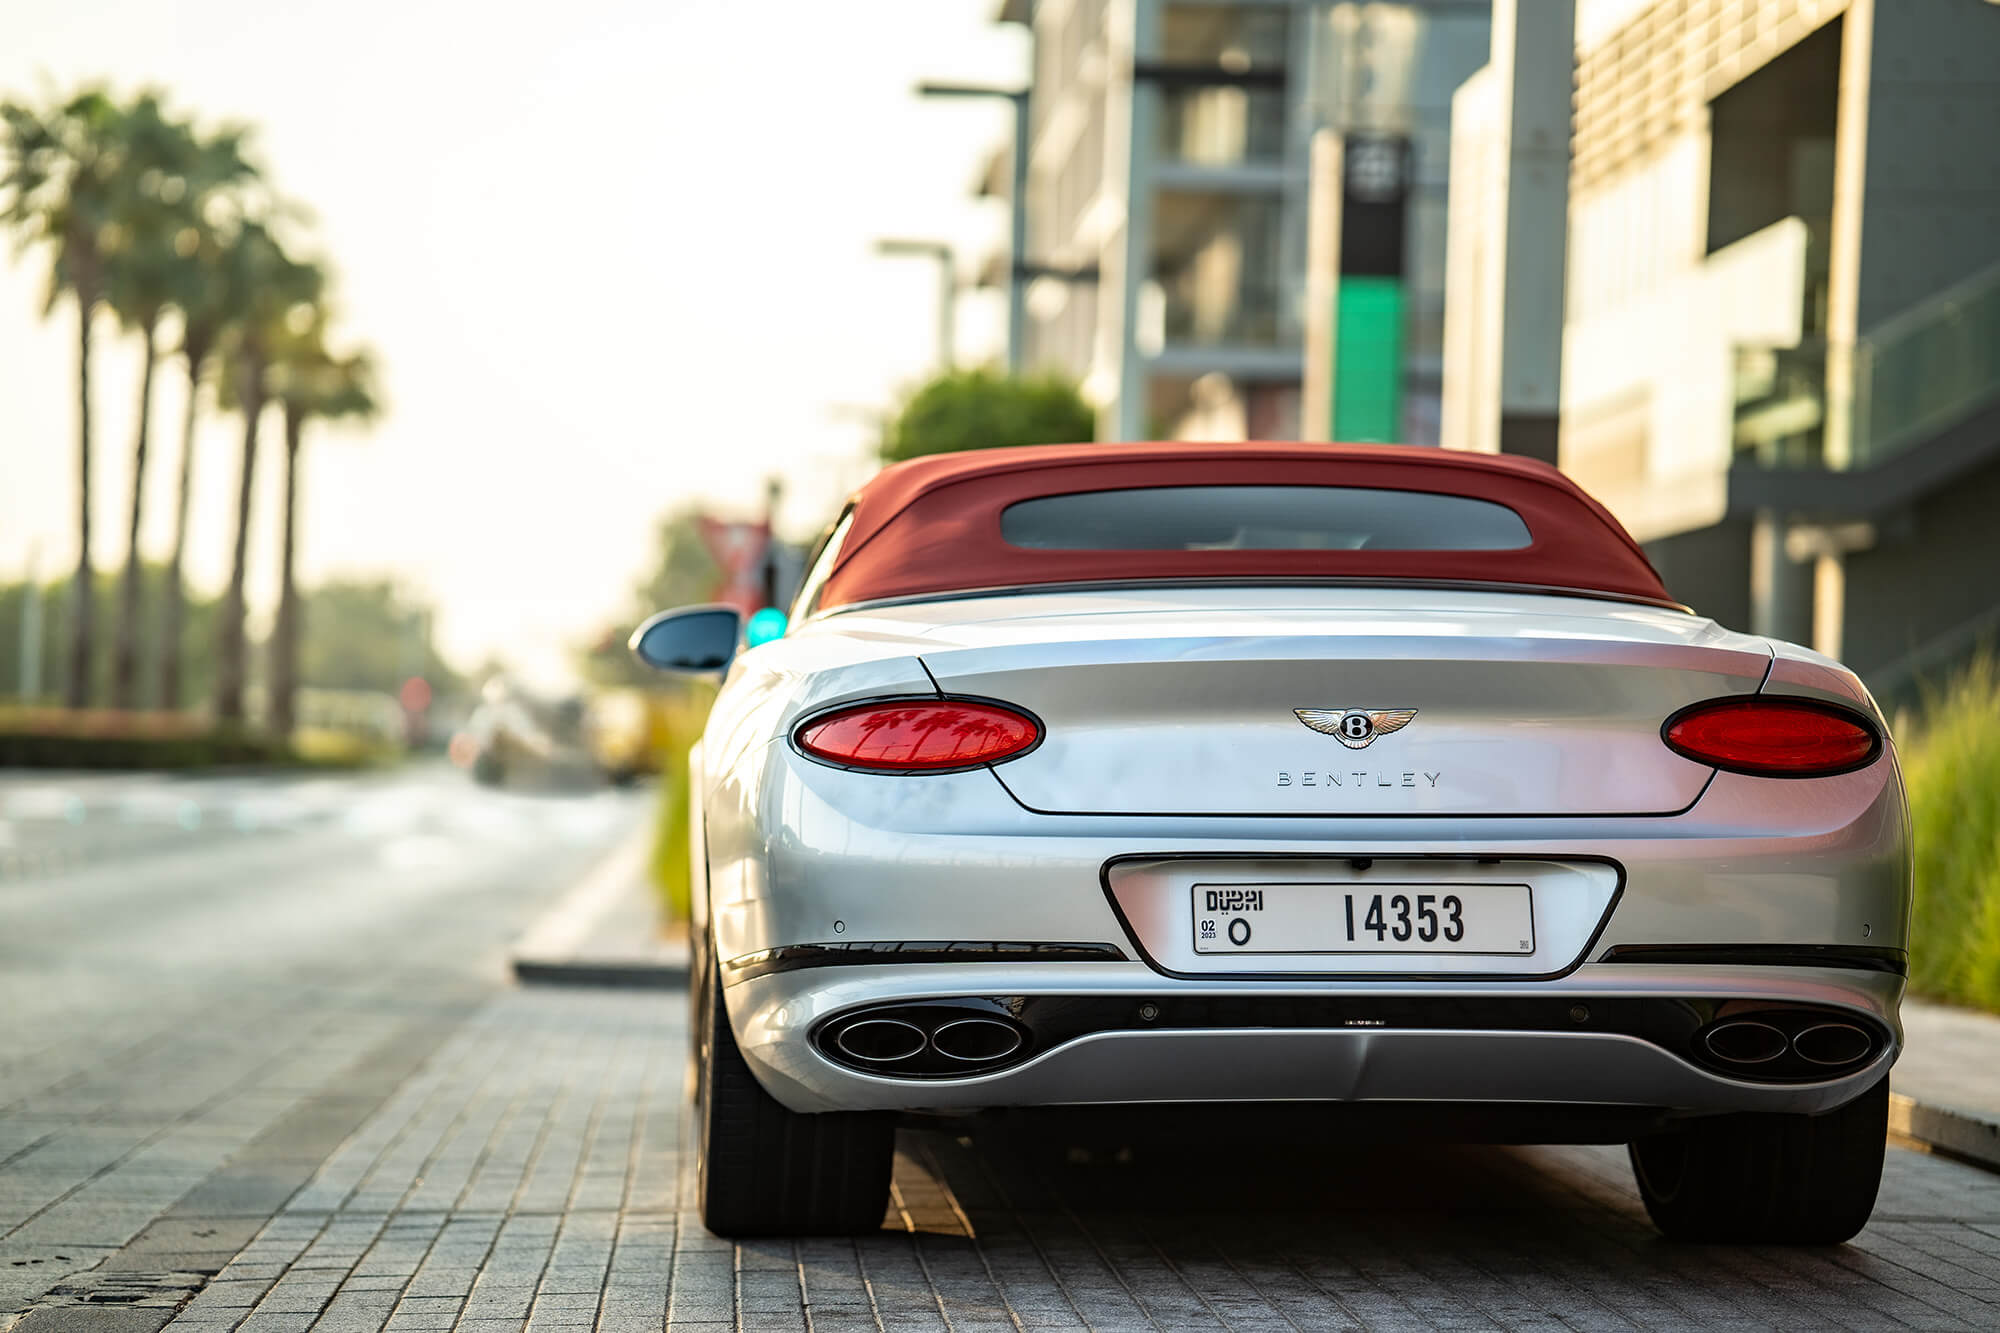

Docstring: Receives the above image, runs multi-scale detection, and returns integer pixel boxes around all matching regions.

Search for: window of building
[1160,3,1290,67]
[1153,191,1288,346]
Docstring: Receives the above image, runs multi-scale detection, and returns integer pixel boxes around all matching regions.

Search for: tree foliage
[637,507,724,614]
[879,367,1095,463]
[297,579,461,698]
[267,305,383,732]
[0,571,456,708]
[579,508,724,689]
[3,83,381,729]
[2,86,127,708]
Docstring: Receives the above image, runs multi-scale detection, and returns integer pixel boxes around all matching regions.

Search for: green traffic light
[745,607,789,647]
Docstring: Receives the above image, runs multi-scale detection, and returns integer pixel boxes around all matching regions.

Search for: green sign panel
[1332,276,1404,443]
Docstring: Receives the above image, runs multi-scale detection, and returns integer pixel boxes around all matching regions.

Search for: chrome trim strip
[1598,944,1908,975]
[723,941,1129,983]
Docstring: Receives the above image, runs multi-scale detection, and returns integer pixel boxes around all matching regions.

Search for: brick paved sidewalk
[124,985,2000,1333]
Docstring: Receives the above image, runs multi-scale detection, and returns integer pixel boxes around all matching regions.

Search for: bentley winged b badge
[1294,708,1418,749]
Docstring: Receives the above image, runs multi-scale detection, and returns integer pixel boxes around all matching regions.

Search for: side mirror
[629,605,741,675]
[745,606,788,647]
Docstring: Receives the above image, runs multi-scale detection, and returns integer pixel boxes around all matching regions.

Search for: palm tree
[2,88,126,708]
[102,93,204,710]
[264,309,380,735]
[154,124,259,711]
[211,223,321,723]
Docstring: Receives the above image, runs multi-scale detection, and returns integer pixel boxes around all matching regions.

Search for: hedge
[1905,655,2000,1011]
[0,708,294,769]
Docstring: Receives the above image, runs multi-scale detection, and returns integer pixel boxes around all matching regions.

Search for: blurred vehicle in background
[451,676,657,788]
[453,677,580,787]
[583,688,657,786]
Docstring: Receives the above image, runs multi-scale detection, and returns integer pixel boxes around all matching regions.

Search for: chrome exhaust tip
[819,1003,1033,1077]
[1792,1021,1874,1067]
[1703,1019,1789,1065]
[832,1018,927,1064]
[929,1017,1026,1064]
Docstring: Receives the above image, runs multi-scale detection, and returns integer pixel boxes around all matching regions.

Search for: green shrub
[647,688,716,921]
[1905,655,2000,1009]
[879,366,1095,463]
[0,709,294,768]
[291,726,403,770]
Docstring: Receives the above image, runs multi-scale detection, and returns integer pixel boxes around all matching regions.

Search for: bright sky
[0,0,1024,688]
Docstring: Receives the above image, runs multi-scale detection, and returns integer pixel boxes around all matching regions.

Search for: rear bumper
[729,960,1901,1117]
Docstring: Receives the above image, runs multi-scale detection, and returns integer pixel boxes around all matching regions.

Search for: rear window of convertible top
[999,485,1533,553]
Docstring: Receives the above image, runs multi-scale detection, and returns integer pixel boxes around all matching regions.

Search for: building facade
[997,0,1490,444]
[1525,0,2000,697]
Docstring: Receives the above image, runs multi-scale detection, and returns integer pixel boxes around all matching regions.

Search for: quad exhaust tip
[820,1006,1032,1077]
[832,1018,927,1064]
[1792,1021,1874,1067]
[1704,1020,1788,1065]
[1702,1015,1877,1076]
[930,1018,1025,1063]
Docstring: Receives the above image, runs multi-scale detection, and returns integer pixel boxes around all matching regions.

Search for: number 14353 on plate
[1191,882,1535,955]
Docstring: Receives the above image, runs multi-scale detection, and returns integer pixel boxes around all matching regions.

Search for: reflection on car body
[634,442,1908,1244]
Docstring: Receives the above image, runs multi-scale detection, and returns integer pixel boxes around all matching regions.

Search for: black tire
[1628,1077,1889,1243]
[693,956,894,1237]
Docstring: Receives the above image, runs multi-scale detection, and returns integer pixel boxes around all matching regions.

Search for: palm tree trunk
[157,342,205,711]
[111,313,159,710]
[269,403,304,737]
[65,288,96,709]
[214,356,263,723]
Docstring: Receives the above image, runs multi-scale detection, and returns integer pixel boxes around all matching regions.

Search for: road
[0,764,647,1329]
[4,767,2000,1332]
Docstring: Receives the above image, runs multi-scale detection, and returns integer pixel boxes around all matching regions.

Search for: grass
[290,726,404,769]
[1905,654,2000,1010]
[646,686,716,922]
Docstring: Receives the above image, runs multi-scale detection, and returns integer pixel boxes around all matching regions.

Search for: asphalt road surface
[5,767,2000,1332]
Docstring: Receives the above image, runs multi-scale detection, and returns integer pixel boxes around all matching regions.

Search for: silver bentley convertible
[634,443,1908,1243]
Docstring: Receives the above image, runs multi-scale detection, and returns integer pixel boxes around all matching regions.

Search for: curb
[509,825,690,989]
[512,957,688,989]
[1890,1092,2000,1173]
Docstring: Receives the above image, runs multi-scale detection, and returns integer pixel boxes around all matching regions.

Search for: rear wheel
[1628,1078,1888,1243]
[693,958,894,1237]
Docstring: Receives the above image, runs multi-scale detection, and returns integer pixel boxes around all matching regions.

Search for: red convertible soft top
[817,442,1672,610]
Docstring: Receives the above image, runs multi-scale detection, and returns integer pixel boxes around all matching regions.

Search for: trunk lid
[902,588,1769,817]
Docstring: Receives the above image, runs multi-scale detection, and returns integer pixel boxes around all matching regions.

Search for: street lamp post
[917,82,1030,375]
[874,238,957,372]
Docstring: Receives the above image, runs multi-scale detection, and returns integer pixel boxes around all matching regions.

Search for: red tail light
[1663,696,1881,777]
[796,699,1041,772]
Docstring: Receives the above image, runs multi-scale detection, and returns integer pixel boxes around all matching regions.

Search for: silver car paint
[914,592,1769,816]
[685,586,1909,1117]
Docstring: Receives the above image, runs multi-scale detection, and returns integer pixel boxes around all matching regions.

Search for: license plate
[1191,883,1535,955]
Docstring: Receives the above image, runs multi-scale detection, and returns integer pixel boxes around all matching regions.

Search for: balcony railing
[1853,261,2000,469]
[1735,259,2000,470]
